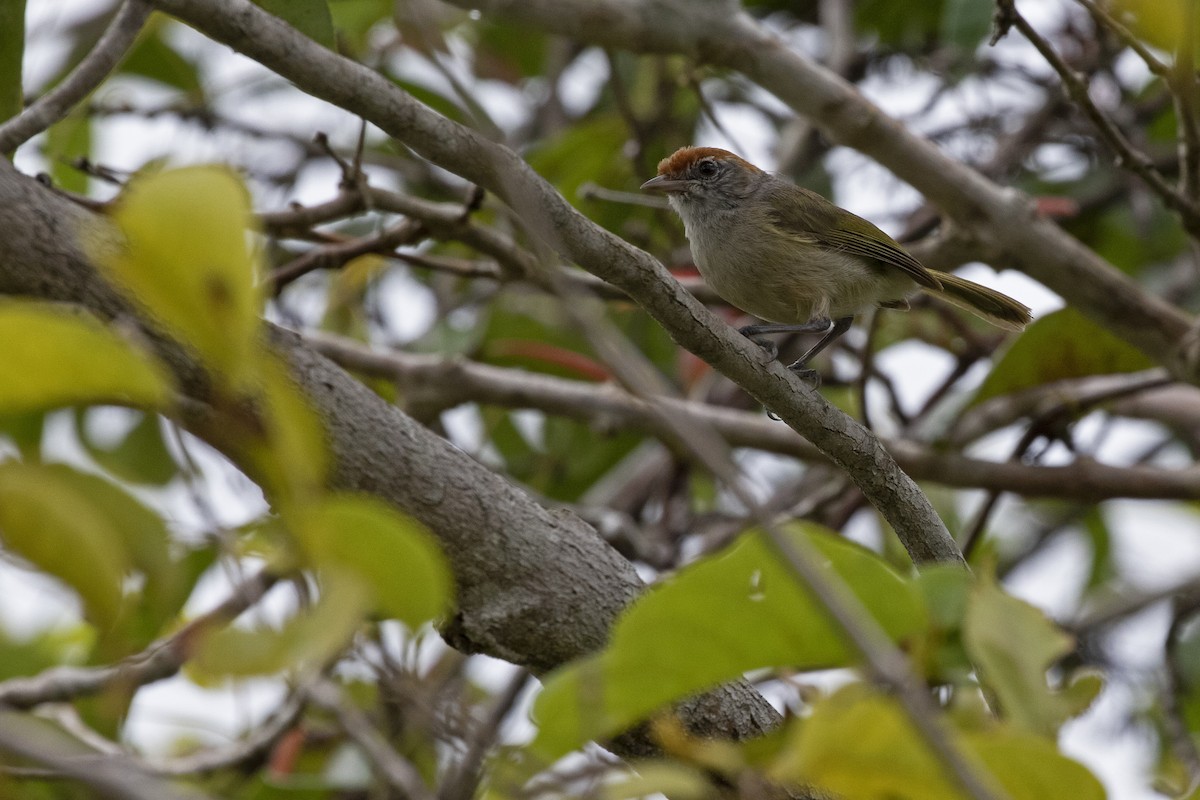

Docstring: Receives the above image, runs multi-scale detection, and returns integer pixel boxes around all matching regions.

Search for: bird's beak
[640,175,690,194]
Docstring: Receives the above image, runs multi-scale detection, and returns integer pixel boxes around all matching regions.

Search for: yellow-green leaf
[0,302,172,413]
[242,353,330,504]
[91,166,263,387]
[971,307,1154,406]
[963,574,1099,735]
[0,463,130,629]
[191,571,369,679]
[532,525,928,759]
[295,494,451,628]
[768,684,1104,800]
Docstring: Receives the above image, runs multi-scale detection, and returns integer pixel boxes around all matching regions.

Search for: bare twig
[310,679,436,800]
[306,333,1200,501]
[0,569,276,709]
[997,0,1200,234]
[0,0,154,153]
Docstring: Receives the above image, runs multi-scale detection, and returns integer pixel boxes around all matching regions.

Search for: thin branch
[1172,0,1200,200]
[309,679,437,800]
[997,0,1200,234]
[149,685,309,776]
[0,0,154,153]
[1073,0,1169,78]
[0,569,276,709]
[440,669,532,800]
[307,332,1200,501]
[0,710,216,800]
[534,263,1001,800]
[268,218,425,294]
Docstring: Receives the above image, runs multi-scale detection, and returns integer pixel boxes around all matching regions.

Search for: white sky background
[7,1,1200,796]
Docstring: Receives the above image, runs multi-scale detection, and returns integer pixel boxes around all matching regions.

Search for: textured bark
[0,159,782,746]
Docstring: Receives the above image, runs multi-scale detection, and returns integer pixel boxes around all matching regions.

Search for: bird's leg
[738,319,835,361]
[786,316,854,384]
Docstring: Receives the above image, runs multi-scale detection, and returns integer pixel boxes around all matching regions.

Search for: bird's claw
[788,363,822,388]
[745,335,778,363]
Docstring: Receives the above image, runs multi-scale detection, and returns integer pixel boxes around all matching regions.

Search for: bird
[641,146,1031,381]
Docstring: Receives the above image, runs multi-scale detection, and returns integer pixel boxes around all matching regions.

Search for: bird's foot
[787,362,822,389]
[739,331,779,363]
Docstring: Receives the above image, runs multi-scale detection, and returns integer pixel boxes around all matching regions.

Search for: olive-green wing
[769,185,942,290]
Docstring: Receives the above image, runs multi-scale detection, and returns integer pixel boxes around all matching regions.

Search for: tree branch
[0,0,154,153]
[307,332,1200,501]
[0,158,781,750]
[147,0,962,566]
[440,0,1197,379]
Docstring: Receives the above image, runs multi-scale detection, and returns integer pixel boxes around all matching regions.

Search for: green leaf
[532,525,928,758]
[769,684,969,798]
[44,109,91,194]
[254,0,335,48]
[192,570,369,679]
[242,353,330,504]
[75,409,178,486]
[0,0,23,132]
[119,22,203,94]
[599,762,713,800]
[939,0,992,52]
[0,302,172,413]
[963,574,1101,735]
[967,728,1106,800]
[89,166,264,388]
[970,307,1154,406]
[767,683,1104,800]
[0,463,131,629]
[295,494,451,628]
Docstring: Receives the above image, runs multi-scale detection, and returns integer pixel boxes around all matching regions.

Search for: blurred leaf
[244,353,330,504]
[1080,507,1116,593]
[295,494,451,628]
[0,625,94,682]
[856,0,943,48]
[768,683,1104,799]
[192,571,369,679]
[940,0,992,52]
[44,110,91,194]
[913,563,974,683]
[532,525,928,758]
[254,0,335,48]
[0,301,172,413]
[768,683,969,797]
[120,22,203,93]
[48,467,202,657]
[1078,201,1187,274]
[0,0,23,132]
[967,727,1105,800]
[475,20,547,81]
[527,115,637,231]
[1115,0,1200,53]
[75,409,177,486]
[970,307,1154,406]
[91,166,263,389]
[964,574,1101,735]
[0,409,45,459]
[329,0,392,53]
[599,762,712,800]
[0,462,131,629]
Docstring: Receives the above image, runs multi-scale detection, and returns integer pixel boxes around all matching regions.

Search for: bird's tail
[925,270,1032,332]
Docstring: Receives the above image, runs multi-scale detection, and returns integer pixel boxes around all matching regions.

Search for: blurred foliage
[5,0,1200,796]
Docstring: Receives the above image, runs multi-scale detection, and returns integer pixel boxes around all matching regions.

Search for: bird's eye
[696,160,719,178]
